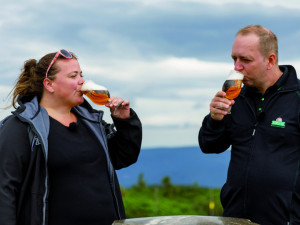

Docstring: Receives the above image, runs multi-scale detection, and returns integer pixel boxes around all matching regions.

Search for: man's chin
[243,81,251,87]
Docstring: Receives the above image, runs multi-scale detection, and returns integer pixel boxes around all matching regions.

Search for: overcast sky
[1,0,300,148]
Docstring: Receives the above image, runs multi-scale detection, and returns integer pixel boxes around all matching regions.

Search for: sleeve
[0,116,30,225]
[198,114,231,154]
[107,108,142,170]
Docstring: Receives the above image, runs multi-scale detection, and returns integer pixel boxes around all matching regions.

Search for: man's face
[231,33,269,89]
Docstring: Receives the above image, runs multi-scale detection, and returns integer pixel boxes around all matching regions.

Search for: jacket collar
[15,95,103,123]
[240,65,300,98]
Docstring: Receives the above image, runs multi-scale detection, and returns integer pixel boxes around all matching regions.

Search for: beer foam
[227,70,244,80]
[81,80,108,91]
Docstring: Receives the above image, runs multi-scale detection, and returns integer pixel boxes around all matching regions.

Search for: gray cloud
[1,0,300,147]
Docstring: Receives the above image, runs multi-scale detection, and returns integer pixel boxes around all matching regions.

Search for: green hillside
[121,174,223,218]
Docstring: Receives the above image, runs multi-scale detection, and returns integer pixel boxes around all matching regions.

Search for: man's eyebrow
[231,54,249,59]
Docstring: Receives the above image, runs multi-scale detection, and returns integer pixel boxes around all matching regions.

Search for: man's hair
[237,25,278,64]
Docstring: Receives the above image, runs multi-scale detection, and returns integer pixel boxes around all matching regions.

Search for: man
[198,25,300,225]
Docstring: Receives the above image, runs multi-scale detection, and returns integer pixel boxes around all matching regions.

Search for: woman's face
[50,58,85,107]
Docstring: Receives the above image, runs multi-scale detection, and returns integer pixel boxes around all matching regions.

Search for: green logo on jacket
[271,117,285,128]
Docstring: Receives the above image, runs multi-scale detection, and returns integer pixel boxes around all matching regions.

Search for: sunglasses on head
[45,49,73,78]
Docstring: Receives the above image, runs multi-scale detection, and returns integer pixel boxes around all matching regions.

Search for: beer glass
[217,70,244,113]
[81,80,110,105]
[222,70,244,100]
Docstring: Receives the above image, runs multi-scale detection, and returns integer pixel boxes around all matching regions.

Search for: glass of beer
[81,80,110,105]
[222,70,244,100]
[217,70,244,113]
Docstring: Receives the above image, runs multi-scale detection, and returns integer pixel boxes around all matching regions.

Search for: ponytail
[11,59,44,108]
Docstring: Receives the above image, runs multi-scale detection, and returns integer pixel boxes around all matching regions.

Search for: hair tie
[36,59,39,64]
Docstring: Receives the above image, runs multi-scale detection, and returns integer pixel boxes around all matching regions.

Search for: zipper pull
[252,122,259,136]
[34,136,40,145]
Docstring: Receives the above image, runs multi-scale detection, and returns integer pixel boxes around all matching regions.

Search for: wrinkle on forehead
[232,34,260,58]
[55,59,82,76]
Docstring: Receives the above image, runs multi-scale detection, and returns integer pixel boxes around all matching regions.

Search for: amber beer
[81,80,110,105]
[222,70,244,100]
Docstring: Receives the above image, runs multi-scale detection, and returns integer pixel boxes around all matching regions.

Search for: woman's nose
[79,77,85,84]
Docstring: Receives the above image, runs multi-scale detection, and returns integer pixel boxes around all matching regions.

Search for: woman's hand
[106,97,130,119]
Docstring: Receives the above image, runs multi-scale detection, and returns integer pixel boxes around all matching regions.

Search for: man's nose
[234,60,243,71]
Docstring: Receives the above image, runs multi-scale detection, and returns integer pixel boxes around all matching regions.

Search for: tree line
[120,173,223,218]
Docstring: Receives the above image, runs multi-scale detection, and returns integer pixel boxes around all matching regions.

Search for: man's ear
[267,53,276,70]
[43,78,55,93]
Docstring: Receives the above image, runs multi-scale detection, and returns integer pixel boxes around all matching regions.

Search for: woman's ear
[43,78,55,93]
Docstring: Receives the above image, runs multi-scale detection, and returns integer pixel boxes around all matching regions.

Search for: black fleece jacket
[0,97,142,225]
[199,65,300,225]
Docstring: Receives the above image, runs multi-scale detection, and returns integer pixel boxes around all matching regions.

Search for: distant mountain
[116,146,231,188]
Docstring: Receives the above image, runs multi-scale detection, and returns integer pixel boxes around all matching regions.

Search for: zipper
[24,120,49,225]
[76,109,122,220]
[243,95,259,217]
[99,116,122,219]
[29,125,49,225]
[244,119,258,217]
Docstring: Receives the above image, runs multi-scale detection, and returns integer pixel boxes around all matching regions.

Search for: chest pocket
[259,109,300,147]
[230,91,300,145]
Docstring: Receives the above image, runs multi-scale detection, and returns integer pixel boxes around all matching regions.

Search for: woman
[0,49,142,225]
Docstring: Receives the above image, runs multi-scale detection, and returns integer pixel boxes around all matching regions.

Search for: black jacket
[199,65,300,225]
[0,96,142,225]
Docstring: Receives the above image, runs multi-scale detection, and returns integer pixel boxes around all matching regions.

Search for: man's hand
[209,91,235,121]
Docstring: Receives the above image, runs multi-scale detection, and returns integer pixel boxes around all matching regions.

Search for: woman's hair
[10,51,77,108]
[236,25,279,64]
